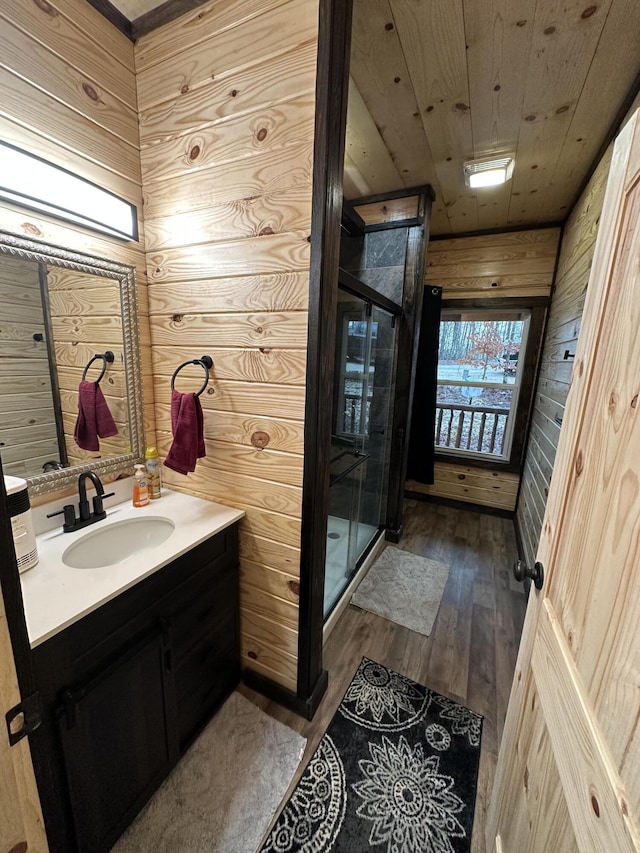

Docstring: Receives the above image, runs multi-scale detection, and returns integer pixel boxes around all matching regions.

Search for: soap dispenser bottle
[133,464,150,507]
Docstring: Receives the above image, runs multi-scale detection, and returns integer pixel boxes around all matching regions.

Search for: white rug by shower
[113,692,306,852]
[351,545,449,636]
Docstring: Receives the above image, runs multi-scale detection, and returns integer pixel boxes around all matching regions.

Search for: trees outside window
[435,311,529,460]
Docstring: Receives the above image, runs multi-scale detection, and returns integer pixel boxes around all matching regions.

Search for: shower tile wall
[340,227,408,304]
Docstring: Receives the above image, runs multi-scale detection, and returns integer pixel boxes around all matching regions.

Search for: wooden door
[0,606,47,852]
[0,459,47,852]
[487,110,640,852]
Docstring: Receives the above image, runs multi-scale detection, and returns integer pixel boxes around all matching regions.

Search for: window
[435,309,530,461]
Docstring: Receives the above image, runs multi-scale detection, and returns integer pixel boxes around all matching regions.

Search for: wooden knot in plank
[251,431,270,448]
[34,0,58,16]
[82,83,100,102]
[288,580,301,597]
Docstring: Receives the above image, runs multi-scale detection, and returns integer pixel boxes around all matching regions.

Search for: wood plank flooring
[239,499,527,852]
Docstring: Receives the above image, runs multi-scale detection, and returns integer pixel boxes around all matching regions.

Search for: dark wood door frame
[0,458,48,839]
[0,458,39,711]
[297,0,353,717]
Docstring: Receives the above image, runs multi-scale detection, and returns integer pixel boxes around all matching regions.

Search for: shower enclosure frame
[293,184,432,717]
[323,272,403,619]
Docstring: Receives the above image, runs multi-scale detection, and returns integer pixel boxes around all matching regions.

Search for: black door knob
[513,560,544,590]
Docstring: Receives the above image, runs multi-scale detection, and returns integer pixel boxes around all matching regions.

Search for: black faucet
[47,471,115,533]
[78,471,104,521]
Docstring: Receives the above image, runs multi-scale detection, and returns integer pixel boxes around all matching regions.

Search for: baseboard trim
[404,490,515,519]
[242,667,329,721]
[385,527,402,543]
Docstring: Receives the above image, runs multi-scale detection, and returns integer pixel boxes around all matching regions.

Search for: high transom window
[436,309,530,461]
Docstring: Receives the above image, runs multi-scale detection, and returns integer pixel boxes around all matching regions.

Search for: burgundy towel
[164,390,206,475]
[74,381,118,451]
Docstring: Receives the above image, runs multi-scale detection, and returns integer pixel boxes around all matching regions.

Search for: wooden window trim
[435,298,548,475]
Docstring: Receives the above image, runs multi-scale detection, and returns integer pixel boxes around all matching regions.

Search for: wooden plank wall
[0,0,155,465]
[135,0,320,692]
[426,228,560,299]
[516,172,609,562]
[47,267,129,467]
[0,257,61,478]
[353,195,420,227]
[0,0,152,835]
[516,97,640,565]
[407,462,520,511]
[409,228,561,510]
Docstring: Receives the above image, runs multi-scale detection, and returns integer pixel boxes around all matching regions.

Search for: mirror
[0,230,144,496]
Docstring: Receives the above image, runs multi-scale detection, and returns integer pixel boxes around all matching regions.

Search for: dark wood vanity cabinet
[30,524,240,853]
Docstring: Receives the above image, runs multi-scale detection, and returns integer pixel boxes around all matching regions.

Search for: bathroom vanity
[22,487,244,853]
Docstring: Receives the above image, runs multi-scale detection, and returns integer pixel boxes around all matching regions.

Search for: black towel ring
[170,355,213,397]
[82,351,115,383]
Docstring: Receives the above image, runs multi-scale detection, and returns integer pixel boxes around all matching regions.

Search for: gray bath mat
[112,692,306,852]
[351,546,449,636]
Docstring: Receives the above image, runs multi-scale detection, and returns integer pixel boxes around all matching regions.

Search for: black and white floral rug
[260,658,483,853]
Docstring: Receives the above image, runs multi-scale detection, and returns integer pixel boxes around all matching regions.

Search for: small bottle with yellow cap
[145,446,162,499]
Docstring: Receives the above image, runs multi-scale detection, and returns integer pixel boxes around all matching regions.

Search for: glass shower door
[324,289,396,618]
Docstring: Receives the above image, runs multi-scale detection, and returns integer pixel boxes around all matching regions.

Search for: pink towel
[164,390,206,475]
[74,381,118,451]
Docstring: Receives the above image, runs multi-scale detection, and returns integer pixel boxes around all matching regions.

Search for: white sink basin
[62,517,175,569]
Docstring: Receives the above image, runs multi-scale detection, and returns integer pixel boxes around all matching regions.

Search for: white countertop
[21,485,244,648]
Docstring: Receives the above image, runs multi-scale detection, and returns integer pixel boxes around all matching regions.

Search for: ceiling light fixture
[0,141,138,241]
[463,156,514,189]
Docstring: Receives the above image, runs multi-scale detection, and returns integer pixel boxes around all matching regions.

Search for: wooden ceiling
[346,0,640,235]
[95,0,640,236]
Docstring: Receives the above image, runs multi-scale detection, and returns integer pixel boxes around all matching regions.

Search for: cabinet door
[170,561,240,748]
[57,628,174,852]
